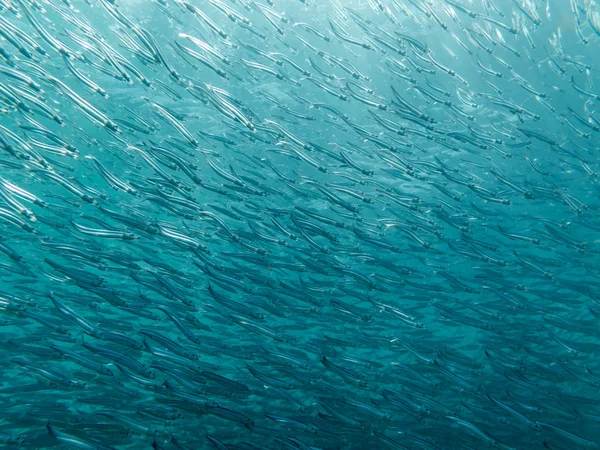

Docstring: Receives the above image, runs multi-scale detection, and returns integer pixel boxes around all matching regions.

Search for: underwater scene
[0,0,599,448]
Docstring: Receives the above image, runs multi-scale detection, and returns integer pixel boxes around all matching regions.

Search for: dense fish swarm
[1,0,600,448]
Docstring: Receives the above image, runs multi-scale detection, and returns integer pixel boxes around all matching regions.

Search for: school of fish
[0,0,599,448]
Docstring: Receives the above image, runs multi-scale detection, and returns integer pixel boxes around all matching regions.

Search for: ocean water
[0,0,599,449]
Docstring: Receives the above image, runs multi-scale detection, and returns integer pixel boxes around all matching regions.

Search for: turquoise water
[0,0,599,448]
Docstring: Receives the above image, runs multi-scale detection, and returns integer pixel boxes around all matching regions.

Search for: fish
[0,0,599,449]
